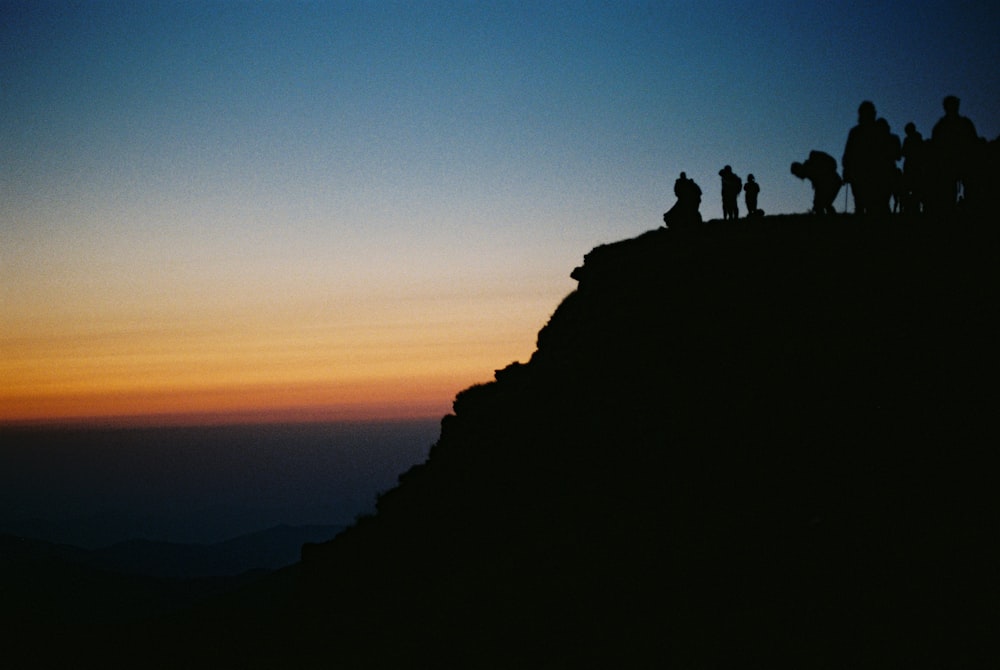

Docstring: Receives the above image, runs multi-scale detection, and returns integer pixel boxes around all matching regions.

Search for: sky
[3,0,999,426]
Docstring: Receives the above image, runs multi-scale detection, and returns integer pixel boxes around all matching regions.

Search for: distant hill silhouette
[0,533,265,624]
[84,524,344,579]
[1,523,341,579]
[0,525,340,666]
[15,213,1000,668]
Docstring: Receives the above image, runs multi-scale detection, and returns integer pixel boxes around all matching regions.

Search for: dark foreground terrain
[10,213,999,668]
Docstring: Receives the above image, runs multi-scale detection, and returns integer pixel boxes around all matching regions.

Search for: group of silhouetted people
[908,95,987,214]
[663,166,760,229]
[663,95,996,227]
[816,95,993,216]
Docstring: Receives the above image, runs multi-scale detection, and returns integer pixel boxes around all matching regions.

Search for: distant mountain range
[9,214,999,668]
[2,524,343,580]
[0,522,342,651]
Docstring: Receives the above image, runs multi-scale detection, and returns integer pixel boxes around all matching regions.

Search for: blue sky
[3,1,999,423]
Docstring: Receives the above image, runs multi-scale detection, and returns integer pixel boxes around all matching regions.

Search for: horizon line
[0,407,447,431]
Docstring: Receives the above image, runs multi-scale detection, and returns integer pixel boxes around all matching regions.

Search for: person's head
[679,171,687,179]
[790,162,806,179]
[877,117,891,132]
[858,100,876,123]
[943,95,960,115]
[748,174,755,182]
[905,121,916,135]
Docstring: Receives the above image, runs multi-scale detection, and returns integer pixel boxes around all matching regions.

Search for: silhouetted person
[890,166,904,213]
[843,101,891,214]
[963,135,995,215]
[718,165,742,220]
[743,174,761,216]
[901,122,928,213]
[976,134,1000,215]
[663,171,703,229]
[791,150,842,215]
[878,118,902,213]
[930,95,979,212]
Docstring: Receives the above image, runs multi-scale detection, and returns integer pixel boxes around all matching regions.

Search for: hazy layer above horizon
[0,419,439,548]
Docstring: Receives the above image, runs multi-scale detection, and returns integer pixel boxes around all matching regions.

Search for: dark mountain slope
[287,214,998,668]
[72,214,1000,668]
[0,534,274,668]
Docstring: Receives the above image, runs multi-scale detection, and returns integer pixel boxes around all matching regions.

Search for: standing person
[878,118,902,213]
[718,165,742,220]
[930,95,979,212]
[743,174,761,216]
[901,122,928,213]
[842,101,884,214]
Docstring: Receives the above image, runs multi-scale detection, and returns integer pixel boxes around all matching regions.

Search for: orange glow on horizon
[1,292,555,428]
[1,251,563,428]
[0,375,480,428]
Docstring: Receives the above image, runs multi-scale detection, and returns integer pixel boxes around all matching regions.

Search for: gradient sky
[3,1,999,426]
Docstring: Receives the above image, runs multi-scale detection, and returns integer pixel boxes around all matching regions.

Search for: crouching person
[791,150,843,215]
